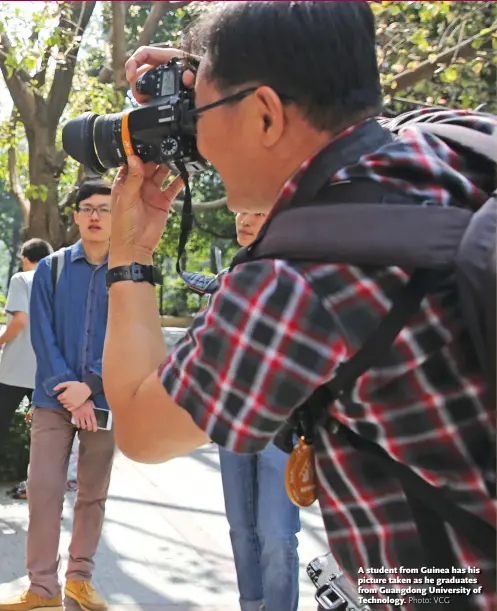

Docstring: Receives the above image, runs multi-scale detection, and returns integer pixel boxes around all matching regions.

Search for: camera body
[307,553,371,611]
[62,58,206,176]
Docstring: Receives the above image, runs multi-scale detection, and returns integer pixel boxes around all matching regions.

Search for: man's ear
[254,86,285,147]
[73,210,80,227]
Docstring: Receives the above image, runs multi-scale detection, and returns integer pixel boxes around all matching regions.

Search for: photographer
[103,3,495,611]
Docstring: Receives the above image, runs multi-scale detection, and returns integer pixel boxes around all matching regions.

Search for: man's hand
[109,157,185,266]
[125,46,197,104]
[54,381,91,412]
[71,400,98,432]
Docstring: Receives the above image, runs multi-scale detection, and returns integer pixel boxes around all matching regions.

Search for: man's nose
[90,209,100,219]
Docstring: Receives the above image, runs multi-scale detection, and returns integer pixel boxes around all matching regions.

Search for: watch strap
[106,263,163,288]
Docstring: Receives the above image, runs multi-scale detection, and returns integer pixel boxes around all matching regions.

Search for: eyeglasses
[78,205,111,216]
[188,87,293,125]
[175,53,293,123]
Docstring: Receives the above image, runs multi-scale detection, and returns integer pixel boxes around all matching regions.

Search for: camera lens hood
[62,112,106,177]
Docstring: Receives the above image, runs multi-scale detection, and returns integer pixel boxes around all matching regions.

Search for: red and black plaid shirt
[160,112,496,611]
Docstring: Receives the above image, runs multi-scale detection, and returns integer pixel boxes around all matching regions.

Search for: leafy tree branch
[0,33,35,127]
[47,1,96,127]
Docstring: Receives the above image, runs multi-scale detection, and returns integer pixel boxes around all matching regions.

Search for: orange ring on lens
[121,111,135,158]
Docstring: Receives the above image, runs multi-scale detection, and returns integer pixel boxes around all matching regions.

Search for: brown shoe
[64,582,107,611]
[0,590,62,611]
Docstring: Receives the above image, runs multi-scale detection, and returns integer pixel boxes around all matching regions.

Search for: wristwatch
[106,263,163,289]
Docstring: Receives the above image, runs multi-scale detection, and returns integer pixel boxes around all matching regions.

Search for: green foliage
[372,1,497,113]
[0,405,31,482]
[158,272,202,316]
[101,1,194,49]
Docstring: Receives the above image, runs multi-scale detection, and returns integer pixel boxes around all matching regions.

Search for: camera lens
[62,112,106,177]
[62,111,128,176]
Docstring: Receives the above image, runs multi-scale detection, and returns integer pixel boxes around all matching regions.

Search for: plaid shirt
[160,113,496,611]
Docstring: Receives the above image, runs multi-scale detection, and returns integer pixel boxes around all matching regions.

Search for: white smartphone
[71,407,113,431]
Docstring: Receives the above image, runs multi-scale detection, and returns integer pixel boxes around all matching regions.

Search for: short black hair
[76,180,112,207]
[21,238,53,263]
[187,1,382,133]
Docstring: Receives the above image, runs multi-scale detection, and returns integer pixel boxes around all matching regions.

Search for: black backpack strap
[50,249,66,293]
[324,269,442,397]
[333,421,496,560]
[51,254,58,292]
[335,421,491,611]
[250,198,472,270]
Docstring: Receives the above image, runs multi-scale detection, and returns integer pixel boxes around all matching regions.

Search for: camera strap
[174,162,221,296]
[175,162,193,277]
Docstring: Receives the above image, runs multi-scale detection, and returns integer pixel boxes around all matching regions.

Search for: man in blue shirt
[0,181,114,611]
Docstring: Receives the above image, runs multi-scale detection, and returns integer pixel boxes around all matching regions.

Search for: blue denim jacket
[30,240,109,411]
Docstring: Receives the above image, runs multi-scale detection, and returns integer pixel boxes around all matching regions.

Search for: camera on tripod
[62,58,206,177]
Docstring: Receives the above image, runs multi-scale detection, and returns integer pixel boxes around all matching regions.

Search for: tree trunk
[24,99,66,250]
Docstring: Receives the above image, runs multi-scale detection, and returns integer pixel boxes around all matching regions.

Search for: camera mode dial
[161,137,179,158]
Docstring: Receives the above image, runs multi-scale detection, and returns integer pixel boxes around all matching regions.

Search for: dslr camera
[62,58,206,176]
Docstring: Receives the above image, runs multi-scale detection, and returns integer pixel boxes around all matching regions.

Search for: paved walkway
[0,445,331,610]
[0,327,337,609]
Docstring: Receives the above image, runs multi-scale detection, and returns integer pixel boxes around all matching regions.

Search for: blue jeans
[219,443,300,611]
